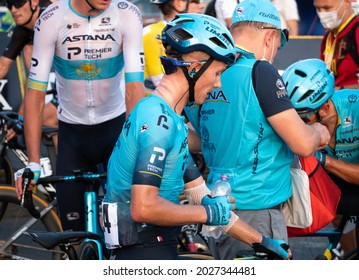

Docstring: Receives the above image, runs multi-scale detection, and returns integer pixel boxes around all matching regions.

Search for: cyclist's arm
[122,4,145,116]
[226,218,262,246]
[324,157,359,185]
[24,5,57,163]
[0,56,12,79]
[131,178,208,226]
[125,81,145,117]
[23,89,46,164]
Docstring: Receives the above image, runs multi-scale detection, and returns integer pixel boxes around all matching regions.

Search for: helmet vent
[294,69,307,78]
[209,37,226,49]
[288,85,298,99]
[297,90,314,103]
[173,28,193,41]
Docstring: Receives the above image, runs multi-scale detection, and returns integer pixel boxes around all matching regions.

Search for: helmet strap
[181,57,214,104]
[21,0,37,26]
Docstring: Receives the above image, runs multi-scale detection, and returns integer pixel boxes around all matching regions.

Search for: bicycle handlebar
[22,170,107,219]
[37,171,107,184]
[0,111,20,123]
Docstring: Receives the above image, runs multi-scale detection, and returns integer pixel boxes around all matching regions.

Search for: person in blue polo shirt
[185,0,331,259]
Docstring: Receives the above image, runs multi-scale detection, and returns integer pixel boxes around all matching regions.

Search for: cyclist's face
[187,0,205,13]
[87,0,111,11]
[7,0,34,26]
[194,60,228,105]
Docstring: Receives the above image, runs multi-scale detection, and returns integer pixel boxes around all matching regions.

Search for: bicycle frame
[24,171,108,260]
[0,197,58,259]
[83,180,104,260]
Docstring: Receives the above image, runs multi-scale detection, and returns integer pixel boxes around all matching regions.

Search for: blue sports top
[323,89,359,164]
[105,94,200,206]
[186,48,294,210]
[28,0,144,125]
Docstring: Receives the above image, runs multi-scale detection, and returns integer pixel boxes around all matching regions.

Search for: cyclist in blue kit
[282,58,359,259]
[14,0,146,232]
[102,13,292,260]
[185,0,330,260]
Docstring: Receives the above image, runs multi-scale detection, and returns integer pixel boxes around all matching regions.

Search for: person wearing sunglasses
[14,0,146,233]
[103,13,291,260]
[0,0,58,141]
[283,58,359,259]
[185,0,330,260]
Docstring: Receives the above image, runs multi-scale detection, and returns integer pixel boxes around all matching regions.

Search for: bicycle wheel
[77,241,100,260]
[0,185,64,260]
[177,252,214,260]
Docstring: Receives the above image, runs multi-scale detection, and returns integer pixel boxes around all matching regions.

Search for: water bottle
[201,174,231,239]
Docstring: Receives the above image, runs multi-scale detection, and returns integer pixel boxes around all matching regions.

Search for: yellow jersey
[143,20,167,88]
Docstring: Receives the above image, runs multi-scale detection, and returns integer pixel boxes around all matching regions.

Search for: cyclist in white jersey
[14,0,146,231]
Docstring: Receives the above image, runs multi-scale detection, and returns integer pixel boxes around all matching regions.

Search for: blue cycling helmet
[282,59,334,111]
[162,13,237,65]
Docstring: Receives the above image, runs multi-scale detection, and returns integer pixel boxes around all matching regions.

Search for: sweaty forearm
[24,90,45,163]
[325,157,359,185]
[227,218,262,246]
[125,82,146,117]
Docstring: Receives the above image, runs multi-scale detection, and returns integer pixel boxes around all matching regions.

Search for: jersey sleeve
[252,60,294,118]
[28,4,59,92]
[120,3,144,84]
[132,104,177,187]
[2,26,33,60]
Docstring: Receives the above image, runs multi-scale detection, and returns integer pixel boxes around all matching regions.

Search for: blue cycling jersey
[323,89,359,163]
[106,94,197,205]
[186,48,293,210]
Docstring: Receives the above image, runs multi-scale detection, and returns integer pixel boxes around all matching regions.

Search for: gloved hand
[315,150,326,167]
[14,162,41,184]
[252,236,290,260]
[201,195,231,226]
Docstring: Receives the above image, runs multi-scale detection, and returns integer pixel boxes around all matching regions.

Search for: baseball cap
[232,0,288,49]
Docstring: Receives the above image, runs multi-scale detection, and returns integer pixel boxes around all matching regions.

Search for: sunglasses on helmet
[296,109,318,124]
[160,56,208,75]
[5,0,28,10]
[261,26,289,49]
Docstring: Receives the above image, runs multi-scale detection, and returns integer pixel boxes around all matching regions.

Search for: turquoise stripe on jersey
[53,53,124,80]
[125,72,144,83]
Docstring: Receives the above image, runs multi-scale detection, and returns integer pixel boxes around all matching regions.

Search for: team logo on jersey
[149,147,166,164]
[140,124,148,133]
[276,78,287,98]
[76,62,101,80]
[348,94,358,103]
[67,23,80,29]
[101,17,111,24]
[118,1,129,9]
[206,89,229,103]
[343,116,352,126]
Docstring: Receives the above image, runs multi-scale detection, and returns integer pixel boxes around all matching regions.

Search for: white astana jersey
[28,0,144,125]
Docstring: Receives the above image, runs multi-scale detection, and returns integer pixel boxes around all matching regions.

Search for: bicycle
[0,111,61,260]
[288,215,358,260]
[23,170,109,260]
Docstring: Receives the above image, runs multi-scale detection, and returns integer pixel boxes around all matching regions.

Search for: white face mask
[317,0,345,30]
[353,1,359,14]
